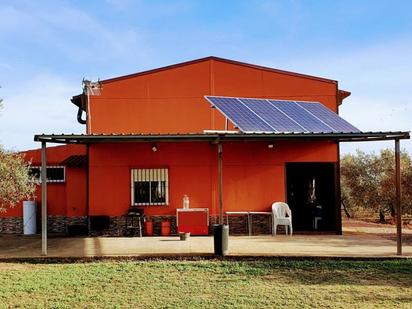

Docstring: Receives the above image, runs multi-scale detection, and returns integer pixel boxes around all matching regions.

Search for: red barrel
[161,220,171,236]
[145,220,153,236]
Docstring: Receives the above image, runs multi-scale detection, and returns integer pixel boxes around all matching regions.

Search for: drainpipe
[77,107,87,125]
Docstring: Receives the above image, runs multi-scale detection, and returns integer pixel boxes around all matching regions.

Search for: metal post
[218,143,223,224]
[41,141,47,256]
[395,139,402,255]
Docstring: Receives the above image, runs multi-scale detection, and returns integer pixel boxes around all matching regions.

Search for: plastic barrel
[213,224,229,256]
[23,201,37,235]
[161,220,171,236]
[145,220,154,236]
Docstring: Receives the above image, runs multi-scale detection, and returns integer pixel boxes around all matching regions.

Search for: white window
[131,168,169,206]
[29,166,65,183]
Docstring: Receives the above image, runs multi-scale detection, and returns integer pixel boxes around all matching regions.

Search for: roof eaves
[34,131,410,144]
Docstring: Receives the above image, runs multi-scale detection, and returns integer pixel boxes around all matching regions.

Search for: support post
[41,141,47,256]
[218,143,223,224]
[395,139,402,255]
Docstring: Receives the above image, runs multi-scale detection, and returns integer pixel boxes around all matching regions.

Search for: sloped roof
[71,56,351,110]
[101,56,338,84]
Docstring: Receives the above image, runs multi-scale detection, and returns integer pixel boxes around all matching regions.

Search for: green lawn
[0,258,411,308]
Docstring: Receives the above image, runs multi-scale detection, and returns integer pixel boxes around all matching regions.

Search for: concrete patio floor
[1,219,411,259]
[0,233,410,259]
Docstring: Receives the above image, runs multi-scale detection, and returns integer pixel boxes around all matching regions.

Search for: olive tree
[0,97,36,212]
[0,148,36,212]
[341,149,412,222]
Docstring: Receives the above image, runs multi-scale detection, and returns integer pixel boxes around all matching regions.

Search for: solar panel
[208,97,273,132]
[238,98,305,132]
[268,100,335,133]
[296,101,361,133]
[204,96,360,134]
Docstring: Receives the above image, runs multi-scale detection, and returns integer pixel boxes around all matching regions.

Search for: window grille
[29,166,65,183]
[131,168,169,206]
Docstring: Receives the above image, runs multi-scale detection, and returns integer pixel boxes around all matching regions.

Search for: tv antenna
[82,78,102,96]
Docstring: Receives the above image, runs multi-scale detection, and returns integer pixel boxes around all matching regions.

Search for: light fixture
[152,144,158,152]
[268,144,274,149]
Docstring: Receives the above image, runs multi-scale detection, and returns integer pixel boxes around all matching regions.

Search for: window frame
[131,168,169,206]
[29,165,66,183]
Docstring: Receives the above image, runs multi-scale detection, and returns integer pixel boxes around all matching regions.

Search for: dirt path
[343,218,412,245]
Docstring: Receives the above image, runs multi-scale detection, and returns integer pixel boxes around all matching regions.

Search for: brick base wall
[0,217,23,234]
[0,216,87,234]
[91,215,273,236]
[48,216,87,233]
[1,214,274,236]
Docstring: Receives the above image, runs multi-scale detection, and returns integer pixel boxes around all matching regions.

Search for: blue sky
[0,0,411,153]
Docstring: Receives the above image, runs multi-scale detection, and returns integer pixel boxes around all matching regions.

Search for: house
[1,57,409,237]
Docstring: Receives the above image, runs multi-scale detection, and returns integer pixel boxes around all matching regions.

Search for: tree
[341,149,412,222]
[0,95,36,212]
[0,147,36,212]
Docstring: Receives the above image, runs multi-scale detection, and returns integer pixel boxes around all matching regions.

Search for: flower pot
[179,232,190,241]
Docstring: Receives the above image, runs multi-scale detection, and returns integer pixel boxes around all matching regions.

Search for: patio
[1,220,411,258]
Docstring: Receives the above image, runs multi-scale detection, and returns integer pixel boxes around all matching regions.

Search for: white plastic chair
[272,202,293,236]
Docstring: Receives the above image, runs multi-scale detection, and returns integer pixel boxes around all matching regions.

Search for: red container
[161,220,171,236]
[177,208,209,235]
[145,220,153,236]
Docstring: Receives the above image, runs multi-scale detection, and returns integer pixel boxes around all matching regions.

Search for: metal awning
[35,130,410,257]
[34,131,410,144]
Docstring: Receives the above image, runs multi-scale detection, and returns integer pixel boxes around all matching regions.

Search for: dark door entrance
[286,163,337,232]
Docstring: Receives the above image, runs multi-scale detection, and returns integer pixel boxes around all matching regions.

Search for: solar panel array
[205,96,360,134]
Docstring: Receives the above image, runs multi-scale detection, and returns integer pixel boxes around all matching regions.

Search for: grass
[0,258,411,308]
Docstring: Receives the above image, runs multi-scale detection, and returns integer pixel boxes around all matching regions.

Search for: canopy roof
[34,131,410,144]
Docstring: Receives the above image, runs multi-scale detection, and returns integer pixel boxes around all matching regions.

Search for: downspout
[77,107,87,125]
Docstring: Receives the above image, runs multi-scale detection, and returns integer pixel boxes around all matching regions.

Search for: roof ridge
[100,56,337,84]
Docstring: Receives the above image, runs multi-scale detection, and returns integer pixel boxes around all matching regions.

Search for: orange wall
[0,145,87,218]
[89,141,337,216]
[88,59,338,134]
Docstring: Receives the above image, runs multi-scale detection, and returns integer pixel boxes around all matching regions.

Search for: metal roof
[34,131,410,144]
[101,56,338,85]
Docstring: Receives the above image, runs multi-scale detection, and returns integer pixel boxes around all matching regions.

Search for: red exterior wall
[89,141,337,217]
[88,58,338,134]
[0,144,87,218]
[2,58,342,226]
[85,58,339,219]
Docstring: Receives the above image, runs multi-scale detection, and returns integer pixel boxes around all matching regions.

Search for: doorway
[286,163,337,232]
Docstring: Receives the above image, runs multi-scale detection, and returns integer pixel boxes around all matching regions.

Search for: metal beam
[41,141,47,256]
[218,143,223,225]
[395,139,402,255]
[33,131,410,144]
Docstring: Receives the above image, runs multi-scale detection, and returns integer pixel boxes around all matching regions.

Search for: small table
[225,211,272,236]
[249,212,272,235]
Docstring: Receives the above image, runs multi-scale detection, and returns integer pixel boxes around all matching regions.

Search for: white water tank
[23,201,37,235]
